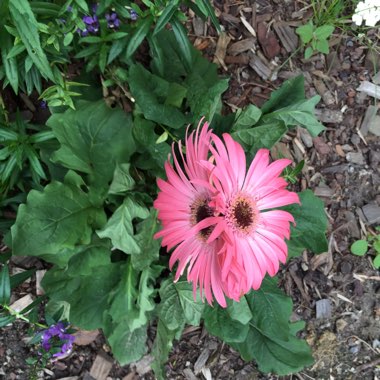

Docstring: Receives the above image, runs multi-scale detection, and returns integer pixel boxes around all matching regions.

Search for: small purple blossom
[39,100,47,109]
[41,322,75,358]
[105,12,120,29]
[130,10,138,21]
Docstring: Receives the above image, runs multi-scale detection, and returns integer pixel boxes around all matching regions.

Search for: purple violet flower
[81,14,99,34]
[130,10,138,21]
[105,12,120,28]
[40,322,75,359]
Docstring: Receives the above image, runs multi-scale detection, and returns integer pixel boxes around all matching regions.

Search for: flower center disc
[226,194,258,235]
[191,197,214,240]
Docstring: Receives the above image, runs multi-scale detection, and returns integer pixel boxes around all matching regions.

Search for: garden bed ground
[1,0,380,379]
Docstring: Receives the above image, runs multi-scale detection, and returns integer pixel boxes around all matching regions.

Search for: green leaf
[233,104,262,130]
[104,32,128,41]
[248,277,291,341]
[10,269,35,289]
[171,17,193,72]
[0,315,16,327]
[67,243,111,277]
[128,64,189,128]
[232,320,313,375]
[107,38,128,64]
[63,32,74,46]
[48,100,136,186]
[151,320,181,380]
[11,172,106,266]
[6,43,26,59]
[195,0,221,32]
[9,0,54,81]
[97,197,149,254]
[109,262,161,332]
[230,279,314,375]
[296,22,314,44]
[75,0,89,12]
[350,240,368,256]
[153,0,179,35]
[231,121,287,154]
[261,75,305,115]
[132,117,171,176]
[373,254,380,269]
[0,265,11,305]
[132,209,161,271]
[283,190,328,258]
[125,17,153,59]
[108,163,135,195]
[184,53,229,120]
[314,25,334,40]
[374,239,380,254]
[1,45,19,93]
[262,96,325,137]
[203,298,251,343]
[304,46,314,59]
[107,324,147,365]
[42,263,120,329]
[158,278,204,330]
[315,39,329,54]
[155,131,168,144]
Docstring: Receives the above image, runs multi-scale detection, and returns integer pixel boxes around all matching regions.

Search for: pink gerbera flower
[154,119,300,308]
[205,133,300,302]
[154,120,227,307]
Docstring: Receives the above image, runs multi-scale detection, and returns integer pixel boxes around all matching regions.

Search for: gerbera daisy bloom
[205,133,300,302]
[154,120,227,307]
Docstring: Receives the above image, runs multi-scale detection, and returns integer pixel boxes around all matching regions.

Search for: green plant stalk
[2,304,47,329]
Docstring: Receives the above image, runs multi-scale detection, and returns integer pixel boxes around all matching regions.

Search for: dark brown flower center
[191,197,214,240]
[226,194,258,235]
[233,199,254,229]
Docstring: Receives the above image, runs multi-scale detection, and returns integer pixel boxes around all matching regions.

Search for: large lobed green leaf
[231,120,287,155]
[232,277,313,375]
[261,96,325,137]
[11,171,106,266]
[203,298,252,343]
[47,100,136,186]
[128,64,189,129]
[96,197,149,254]
[42,261,120,329]
[203,277,313,375]
[283,190,328,258]
[158,278,204,330]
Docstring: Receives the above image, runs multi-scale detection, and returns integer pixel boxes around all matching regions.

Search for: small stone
[183,368,198,380]
[316,299,332,319]
[350,134,360,145]
[299,127,313,148]
[134,355,154,375]
[336,319,348,332]
[194,348,210,374]
[361,203,380,225]
[369,115,380,136]
[349,345,360,354]
[313,137,331,155]
[89,353,113,380]
[73,329,100,346]
[370,150,380,167]
[346,151,365,165]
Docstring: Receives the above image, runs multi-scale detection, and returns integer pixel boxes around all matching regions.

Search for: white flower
[352,0,380,27]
